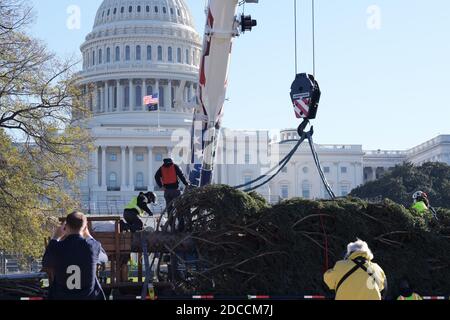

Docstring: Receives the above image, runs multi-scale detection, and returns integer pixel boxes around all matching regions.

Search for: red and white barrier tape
[248,295,270,300]
[304,295,326,300]
[423,296,447,300]
[192,295,214,300]
[22,294,443,301]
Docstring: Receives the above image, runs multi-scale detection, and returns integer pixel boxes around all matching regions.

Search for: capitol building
[77,0,450,214]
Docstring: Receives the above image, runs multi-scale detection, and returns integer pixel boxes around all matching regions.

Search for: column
[188,83,192,101]
[335,162,340,195]
[117,80,123,111]
[105,81,109,112]
[168,80,173,108]
[99,85,104,113]
[354,162,360,187]
[173,83,179,110]
[148,146,154,191]
[109,82,114,112]
[142,78,146,109]
[93,85,98,113]
[121,146,126,190]
[155,79,160,108]
[92,147,99,188]
[130,79,135,110]
[129,146,134,190]
[101,146,107,189]
[83,84,89,111]
[190,83,195,101]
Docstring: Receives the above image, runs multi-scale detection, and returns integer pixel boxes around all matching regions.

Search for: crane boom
[188,0,257,187]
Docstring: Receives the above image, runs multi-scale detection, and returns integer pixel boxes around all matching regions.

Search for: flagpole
[157,103,160,129]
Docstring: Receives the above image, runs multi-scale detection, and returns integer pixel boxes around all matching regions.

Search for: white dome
[78,0,202,124]
[93,0,196,30]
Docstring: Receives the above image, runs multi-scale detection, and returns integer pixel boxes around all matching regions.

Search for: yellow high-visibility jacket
[324,251,386,300]
[125,197,144,216]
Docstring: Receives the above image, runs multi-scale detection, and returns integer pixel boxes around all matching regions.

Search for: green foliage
[172,185,450,297]
[0,131,61,258]
[350,162,450,208]
[0,0,92,258]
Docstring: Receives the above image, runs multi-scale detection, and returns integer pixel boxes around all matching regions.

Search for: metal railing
[0,253,42,275]
[82,199,166,216]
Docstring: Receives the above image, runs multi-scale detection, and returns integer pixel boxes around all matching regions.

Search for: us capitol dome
[78,0,202,211]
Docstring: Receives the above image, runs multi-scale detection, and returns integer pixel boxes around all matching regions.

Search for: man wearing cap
[42,211,107,300]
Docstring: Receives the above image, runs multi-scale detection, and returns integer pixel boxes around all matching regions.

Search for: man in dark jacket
[42,212,107,300]
[155,158,190,207]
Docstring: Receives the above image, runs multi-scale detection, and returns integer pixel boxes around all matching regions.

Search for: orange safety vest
[161,165,177,185]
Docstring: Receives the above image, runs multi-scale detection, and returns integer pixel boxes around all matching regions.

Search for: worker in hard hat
[397,279,423,301]
[411,191,430,215]
[122,192,156,232]
[154,158,190,208]
[324,239,387,300]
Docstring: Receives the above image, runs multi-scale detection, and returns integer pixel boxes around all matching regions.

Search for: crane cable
[294,0,316,76]
[235,0,307,191]
[240,133,310,192]
[312,0,316,77]
[294,0,298,75]
[234,0,336,200]
[308,133,336,199]
[233,136,306,189]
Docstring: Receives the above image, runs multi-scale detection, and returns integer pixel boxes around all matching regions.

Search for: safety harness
[335,257,376,294]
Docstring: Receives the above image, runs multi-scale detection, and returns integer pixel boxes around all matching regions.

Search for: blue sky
[29,0,449,150]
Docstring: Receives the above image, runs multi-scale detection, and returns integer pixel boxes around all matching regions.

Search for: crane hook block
[290,73,321,120]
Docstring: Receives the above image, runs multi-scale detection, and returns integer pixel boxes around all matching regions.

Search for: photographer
[42,212,107,300]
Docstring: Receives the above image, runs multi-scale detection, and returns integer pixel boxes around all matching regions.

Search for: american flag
[144,94,159,111]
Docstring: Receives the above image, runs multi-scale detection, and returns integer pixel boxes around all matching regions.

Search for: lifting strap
[335,257,372,294]
[234,122,336,200]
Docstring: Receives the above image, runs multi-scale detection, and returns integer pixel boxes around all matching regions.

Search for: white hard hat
[412,191,427,200]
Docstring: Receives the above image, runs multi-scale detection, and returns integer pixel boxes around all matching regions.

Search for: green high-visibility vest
[125,197,144,216]
[397,293,422,300]
[412,201,428,214]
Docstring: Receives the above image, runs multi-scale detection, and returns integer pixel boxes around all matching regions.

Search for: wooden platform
[55,216,193,292]
[92,231,132,253]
